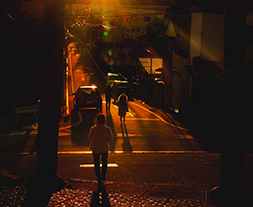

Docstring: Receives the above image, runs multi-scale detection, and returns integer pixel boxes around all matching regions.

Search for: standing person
[89,113,113,189]
[117,93,128,124]
[105,84,112,111]
[111,81,119,102]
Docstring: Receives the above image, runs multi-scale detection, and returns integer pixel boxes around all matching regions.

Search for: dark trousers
[106,97,111,110]
[93,152,108,183]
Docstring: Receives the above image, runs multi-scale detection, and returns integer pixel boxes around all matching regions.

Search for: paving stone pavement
[0,180,217,207]
[0,185,27,207]
[49,188,205,207]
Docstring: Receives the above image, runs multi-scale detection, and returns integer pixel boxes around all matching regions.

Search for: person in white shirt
[89,113,113,188]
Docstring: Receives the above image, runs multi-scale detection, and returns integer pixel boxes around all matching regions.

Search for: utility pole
[222,0,246,202]
[36,0,65,181]
[211,0,248,206]
[113,5,117,71]
[24,0,66,206]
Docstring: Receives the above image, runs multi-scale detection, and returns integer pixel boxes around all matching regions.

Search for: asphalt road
[0,42,216,187]
[0,94,221,186]
[1,43,253,192]
[63,42,204,153]
[56,98,204,153]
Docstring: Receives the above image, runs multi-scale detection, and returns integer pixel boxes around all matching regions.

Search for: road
[55,99,203,153]
[60,42,204,154]
[0,43,230,190]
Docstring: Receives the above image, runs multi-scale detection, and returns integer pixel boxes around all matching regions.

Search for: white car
[106,73,131,98]
[106,73,121,85]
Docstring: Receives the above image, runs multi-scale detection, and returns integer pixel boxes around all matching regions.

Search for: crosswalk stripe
[80,163,119,168]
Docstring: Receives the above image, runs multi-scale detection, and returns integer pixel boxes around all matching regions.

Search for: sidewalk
[49,179,217,207]
[0,172,217,207]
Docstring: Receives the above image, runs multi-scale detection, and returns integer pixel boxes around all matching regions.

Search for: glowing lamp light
[108,49,112,56]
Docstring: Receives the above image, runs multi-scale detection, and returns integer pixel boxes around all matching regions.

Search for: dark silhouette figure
[90,191,100,207]
[90,187,110,207]
[117,93,128,124]
[105,84,112,111]
[121,123,133,152]
[89,113,113,189]
[111,81,119,102]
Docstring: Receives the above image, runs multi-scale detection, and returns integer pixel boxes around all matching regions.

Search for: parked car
[73,85,102,111]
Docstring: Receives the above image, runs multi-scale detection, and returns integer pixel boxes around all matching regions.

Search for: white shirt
[89,124,113,153]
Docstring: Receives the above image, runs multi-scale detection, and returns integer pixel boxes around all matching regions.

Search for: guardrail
[14,105,39,123]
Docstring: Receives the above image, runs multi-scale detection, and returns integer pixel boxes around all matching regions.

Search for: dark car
[106,73,132,99]
[73,85,102,111]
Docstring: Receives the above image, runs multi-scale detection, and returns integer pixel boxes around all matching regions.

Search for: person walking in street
[117,93,128,124]
[89,113,113,190]
[111,81,119,102]
[105,84,112,111]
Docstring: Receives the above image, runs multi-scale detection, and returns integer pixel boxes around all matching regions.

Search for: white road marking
[125,118,159,121]
[116,133,140,137]
[1,131,73,137]
[58,132,72,136]
[16,150,209,155]
[58,151,92,154]
[130,102,189,131]
[0,131,33,137]
[110,151,208,154]
[127,112,134,117]
[10,131,26,136]
[79,163,119,168]
[59,111,83,130]
[173,135,194,139]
